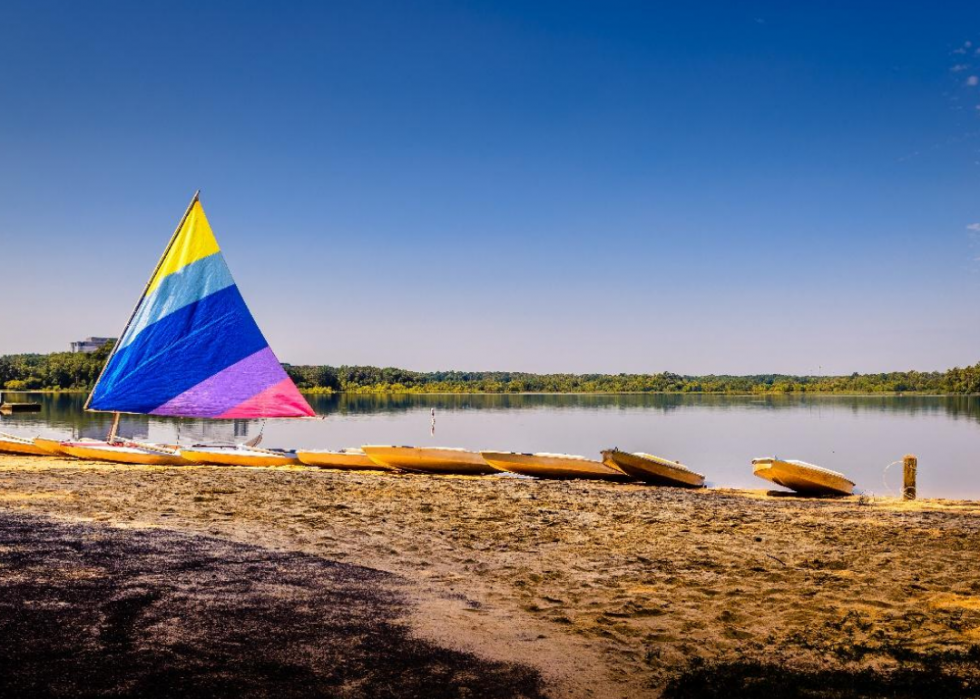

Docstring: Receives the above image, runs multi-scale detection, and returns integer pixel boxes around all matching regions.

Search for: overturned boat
[181,445,300,467]
[361,446,499,475]
[480,451,631,481]
[297,448,389,470]
[601,449,704,488]
[752,457,854,496]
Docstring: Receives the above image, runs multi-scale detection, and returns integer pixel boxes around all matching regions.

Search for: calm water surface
[2,392,978,499]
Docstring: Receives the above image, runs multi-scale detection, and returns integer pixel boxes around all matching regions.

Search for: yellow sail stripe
[146,201,221,294]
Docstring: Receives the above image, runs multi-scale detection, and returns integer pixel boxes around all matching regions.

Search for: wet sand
[2,454,980,697]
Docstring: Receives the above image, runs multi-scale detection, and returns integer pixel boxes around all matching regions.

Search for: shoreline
[2,455,980,696]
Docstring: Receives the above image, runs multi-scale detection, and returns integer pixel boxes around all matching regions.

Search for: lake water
[2,392,979,499]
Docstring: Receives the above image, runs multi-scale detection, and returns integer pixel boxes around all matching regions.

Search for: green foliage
[1,341,114,391]
[280,363,980,395]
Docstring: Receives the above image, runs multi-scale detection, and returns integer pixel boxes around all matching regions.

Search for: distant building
[70,337,116,354]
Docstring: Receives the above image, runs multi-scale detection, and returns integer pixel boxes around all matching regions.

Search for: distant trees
[276,365,977,395]
[943,363,980,394]
[3,346,979,395]
[0,341,113,391]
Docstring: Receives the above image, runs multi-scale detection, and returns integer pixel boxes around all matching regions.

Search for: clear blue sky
[1,1,978,374]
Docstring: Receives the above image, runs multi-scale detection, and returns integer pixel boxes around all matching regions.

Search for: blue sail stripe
[119,252,235,350]
[90,285,269,413]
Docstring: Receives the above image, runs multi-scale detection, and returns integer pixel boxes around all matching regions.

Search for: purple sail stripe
[150,347,287,417]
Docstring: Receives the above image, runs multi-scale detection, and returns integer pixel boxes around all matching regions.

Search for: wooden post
[903,454,917,501]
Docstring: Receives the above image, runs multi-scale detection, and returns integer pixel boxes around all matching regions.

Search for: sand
[2,454,980,697]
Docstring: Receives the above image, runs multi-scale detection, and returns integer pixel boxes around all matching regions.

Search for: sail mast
[84,191,201,412]
[107,411,121,442]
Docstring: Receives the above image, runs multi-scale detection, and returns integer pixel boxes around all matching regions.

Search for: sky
[1,1,978,375]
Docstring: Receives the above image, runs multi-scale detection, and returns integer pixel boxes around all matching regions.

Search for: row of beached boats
[0,430,857,495]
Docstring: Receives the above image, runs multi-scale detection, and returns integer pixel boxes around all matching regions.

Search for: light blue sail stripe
[119,252,235,351]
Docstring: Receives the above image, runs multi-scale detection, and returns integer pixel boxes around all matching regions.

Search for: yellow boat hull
[752,458,854,496]
[296,449,390,470]
[361,446,499,475]
[32,438,73,456]
[181,448,300,467]
[0,435,53,456]
[601,449,704,488]
[62,444,190,466]
[481,451,630,481]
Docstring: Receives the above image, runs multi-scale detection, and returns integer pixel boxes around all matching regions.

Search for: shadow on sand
[0,511,545,698]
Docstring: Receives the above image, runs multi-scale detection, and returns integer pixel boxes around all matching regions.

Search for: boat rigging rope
[881,459,904,497]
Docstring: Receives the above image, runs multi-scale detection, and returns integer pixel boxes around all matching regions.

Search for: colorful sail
[87,194,315,418]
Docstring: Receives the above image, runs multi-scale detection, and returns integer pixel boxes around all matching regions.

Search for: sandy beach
[2,455,980,697]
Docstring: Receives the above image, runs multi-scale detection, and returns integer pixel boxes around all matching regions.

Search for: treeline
[2,345,979,394]
[282,364,980,395]
[0,344,114,391]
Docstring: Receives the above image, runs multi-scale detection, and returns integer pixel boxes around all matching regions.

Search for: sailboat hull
[297,449,389,470]
[32,438,73,456]
[62,444,190,466]
[601,449,705,488]
[0,434,52,457]
[752,458,854,496]
[481,451,631,481]
[361,446,499,475]
[181,448,300,467]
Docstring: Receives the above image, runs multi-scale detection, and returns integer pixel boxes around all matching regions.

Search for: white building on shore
[69,337,116,354]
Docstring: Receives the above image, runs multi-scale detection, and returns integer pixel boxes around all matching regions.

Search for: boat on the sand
[181,446,301,467]
[480,451,631,481]
[752,457,854,496]
[296,448,389,470]
[32,437,87,456]
[361,446,499,475]
[61,441,190,466]
[601,448,704,487]
[0,431,56,456]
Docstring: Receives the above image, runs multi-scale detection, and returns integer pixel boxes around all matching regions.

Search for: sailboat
[61,192,314,466]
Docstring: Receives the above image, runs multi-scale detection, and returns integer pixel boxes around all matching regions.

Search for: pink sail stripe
[151,347,288,417]
[218,377,315,419]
